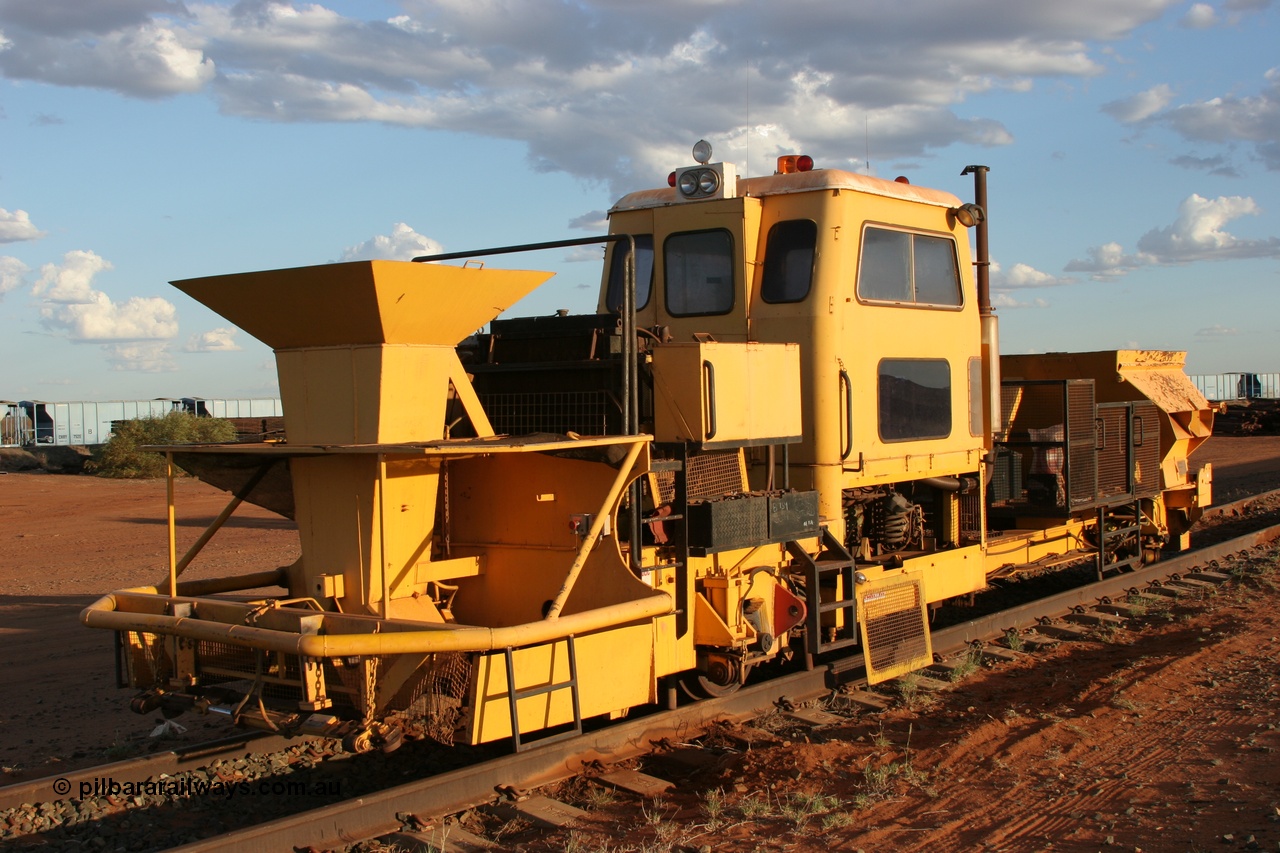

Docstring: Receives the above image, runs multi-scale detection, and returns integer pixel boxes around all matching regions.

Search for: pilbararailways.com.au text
[57,777,342,800]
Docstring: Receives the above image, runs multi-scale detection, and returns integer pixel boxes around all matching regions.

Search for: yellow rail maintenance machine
[83,143,1213,752]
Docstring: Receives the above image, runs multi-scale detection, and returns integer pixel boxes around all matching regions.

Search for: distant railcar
[0,398,283,447]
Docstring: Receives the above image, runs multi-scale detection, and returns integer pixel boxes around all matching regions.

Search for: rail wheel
[677,655,749,700]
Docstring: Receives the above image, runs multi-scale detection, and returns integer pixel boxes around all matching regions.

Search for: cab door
[651,196,760,343]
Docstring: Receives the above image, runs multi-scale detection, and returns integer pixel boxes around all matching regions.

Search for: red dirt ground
[0,474,299,777]
[1,435,1279,852]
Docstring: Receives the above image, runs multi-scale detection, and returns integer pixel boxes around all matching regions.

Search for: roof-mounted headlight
[951,203,986,228]
[672,140,737,202]
[673,163,735,200]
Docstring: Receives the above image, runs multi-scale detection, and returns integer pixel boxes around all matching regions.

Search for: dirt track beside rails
[2,436,1280,851]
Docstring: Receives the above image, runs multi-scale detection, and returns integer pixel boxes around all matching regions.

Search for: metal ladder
[502,634,582,752]
[786,526,859,669]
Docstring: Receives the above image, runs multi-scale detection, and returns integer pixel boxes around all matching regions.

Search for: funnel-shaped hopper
[174,260,552,349]
[170,260,556,618]
[174,261,554,445]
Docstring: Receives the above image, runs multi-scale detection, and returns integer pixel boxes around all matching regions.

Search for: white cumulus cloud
[340,222,443,261]
[990,259,1074,290]
[569,210,608,232]
[0,208,47,243]
[184,327,242,352]
[1181,3,1219,27]
[1064,241,1154,279]
[0,255,29,299]
[1101,83,1174,124]
[991,292,1051,309]
[32,249,179,343]
[0,0,1201,190]
[1136,194,1280,261]
[1155,68,1280,170]
[1066,193,1280,279]
[0,4,215,97]
[41,293,179,342]
[32,249,113,303]
[105,341,178,373]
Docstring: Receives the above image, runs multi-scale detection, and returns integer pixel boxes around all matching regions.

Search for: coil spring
[872,493,923,551]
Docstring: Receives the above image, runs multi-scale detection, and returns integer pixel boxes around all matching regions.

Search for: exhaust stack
[962,164,1002,444]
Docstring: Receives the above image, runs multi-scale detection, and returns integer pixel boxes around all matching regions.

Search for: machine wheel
[677,658,749,700]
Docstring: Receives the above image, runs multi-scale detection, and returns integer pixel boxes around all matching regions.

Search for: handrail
[839,369,853,461]
[703,360,717,440]
[81,589,673,658]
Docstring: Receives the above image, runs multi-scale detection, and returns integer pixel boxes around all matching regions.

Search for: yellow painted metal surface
[612,173,986,541]
[901,544,987,603]
[693,593,737,646]
[982,520,1090,578]
[467,625,655,743]
[171,261,556,620]
[172,261,553,349]
[651,342,802,447]
[447,449,656,627]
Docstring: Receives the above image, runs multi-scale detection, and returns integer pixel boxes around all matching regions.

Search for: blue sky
[1,0,1277,402]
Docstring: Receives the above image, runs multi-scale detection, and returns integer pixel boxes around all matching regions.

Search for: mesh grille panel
[125,631,171,688]
[1133,402,1162,498]
[1067,381,1098,506]
[388,652,473,745]
[654,450,745,503]
[995,379,1103,514]
[1097,406,1131,498]
[196,641,306,705]
[197,640,264,676]
[480,390,614,436]
[960,489,984,541]
[859,579,931,683]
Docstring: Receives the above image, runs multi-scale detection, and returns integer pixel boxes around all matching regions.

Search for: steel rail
[1200,485,1280,520]
[163,519,1280,853]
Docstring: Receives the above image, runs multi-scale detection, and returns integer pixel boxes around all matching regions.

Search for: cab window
[879,358,952,441]
[605,235,654,312]
[665,229,734,316]
[859,227,962,307]
[761,220,817,303]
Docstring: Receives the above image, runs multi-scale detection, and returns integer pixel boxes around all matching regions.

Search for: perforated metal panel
[1133,401,1162,498]
[124,630,172,688]
[1096,404,1131,499]
[654,450,746,503]
[1066,381,1098,507]
[993,379,1110,515]
[858,576,932,684]
[687,494,769,552]
[480,390,613,436]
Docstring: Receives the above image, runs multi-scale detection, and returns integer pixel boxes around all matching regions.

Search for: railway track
[5,491,1280,853]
